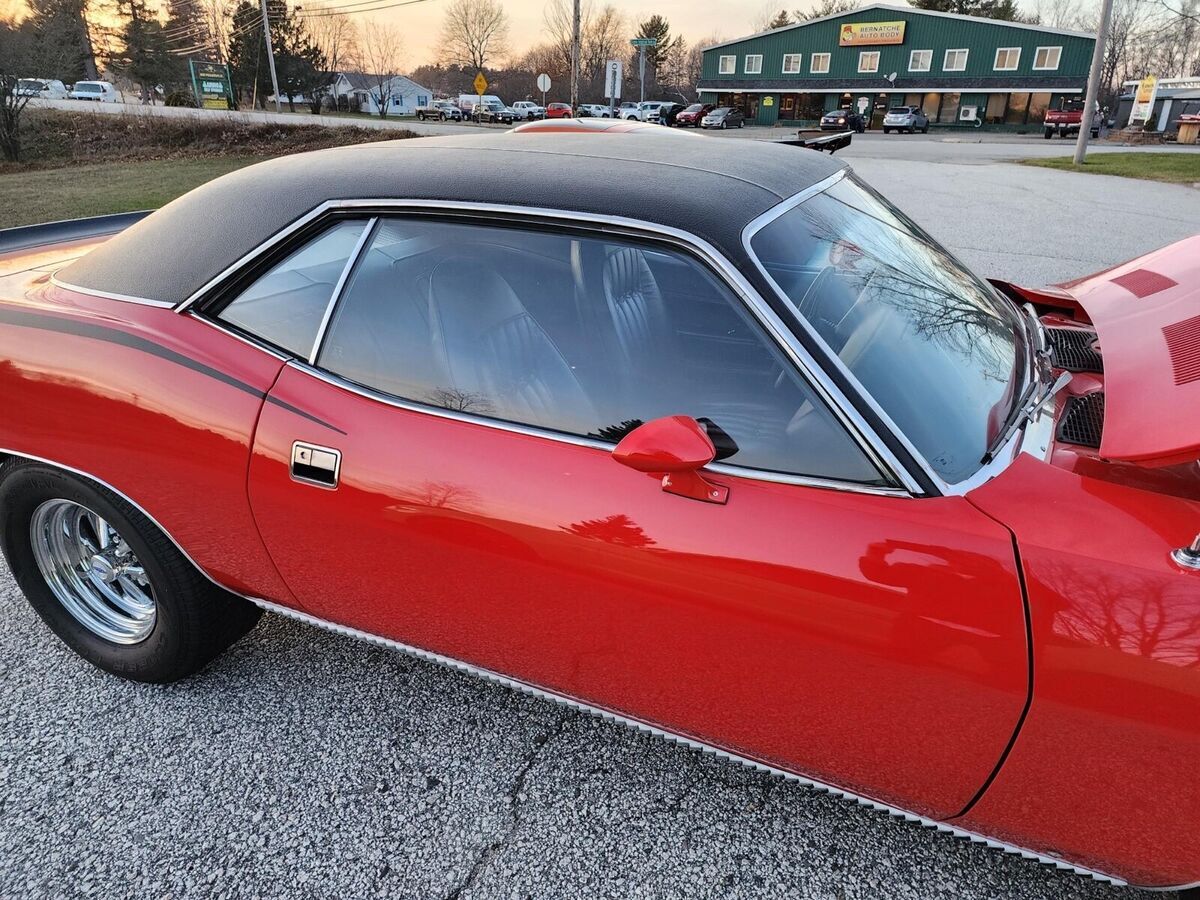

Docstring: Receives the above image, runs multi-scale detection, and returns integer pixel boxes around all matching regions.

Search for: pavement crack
[443,713,571,900]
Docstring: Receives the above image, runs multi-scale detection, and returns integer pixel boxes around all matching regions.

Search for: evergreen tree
[111,0,174,101]
[23,0,98,81]
[768,10,793,28]
[907,0,1021,21]
[226,0,268,107]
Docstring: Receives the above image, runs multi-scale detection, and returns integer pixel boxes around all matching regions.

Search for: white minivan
[69,81,120,102]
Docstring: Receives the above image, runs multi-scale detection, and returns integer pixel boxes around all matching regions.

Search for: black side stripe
[0,306,346,435]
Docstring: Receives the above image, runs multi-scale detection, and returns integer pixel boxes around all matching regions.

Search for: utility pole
[259,0,282,113]
[569,0,581,110]
[1073,0,1114,165]
[638,45,645,103]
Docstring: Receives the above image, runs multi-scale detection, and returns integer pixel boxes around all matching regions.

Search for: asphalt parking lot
[2,129,1198,900]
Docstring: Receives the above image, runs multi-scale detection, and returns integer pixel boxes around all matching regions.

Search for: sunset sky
[5,0,789,68]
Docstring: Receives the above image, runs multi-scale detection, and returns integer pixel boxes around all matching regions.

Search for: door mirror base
[662,470,729,504]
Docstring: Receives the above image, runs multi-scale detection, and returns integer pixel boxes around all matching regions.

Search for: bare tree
[0,20,36,161]
[304,10,358,110]
[358,21,403,117]
[793,0,861,19]
[438,0,509,72]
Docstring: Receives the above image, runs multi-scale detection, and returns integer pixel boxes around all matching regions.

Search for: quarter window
[1033,46,1062,69]
[744,54,763,74]
[858,51,880,73]
[908,49,932,72]
[217,220,370,357]
[718,55,736,74]
[810,52,830,74]
[316,218,884,485]
[943,48,969,71]
[782,53,802,73]
[994,47,1021,70]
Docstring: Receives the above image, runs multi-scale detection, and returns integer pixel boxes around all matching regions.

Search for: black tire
[922,124,929,133]
[1044,128,1053,139]
[417,112,425,121]
[0,459,261,683]
[883,128,890,134]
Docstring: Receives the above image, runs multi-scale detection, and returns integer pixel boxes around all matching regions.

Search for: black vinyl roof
[58,131,844,307]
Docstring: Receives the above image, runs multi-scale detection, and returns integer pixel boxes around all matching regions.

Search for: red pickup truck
[1044,98,1100,139]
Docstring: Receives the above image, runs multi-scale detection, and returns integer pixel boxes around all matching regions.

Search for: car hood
[1053,235,1200,466]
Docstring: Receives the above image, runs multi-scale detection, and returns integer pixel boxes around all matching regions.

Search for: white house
[331,72,432,116]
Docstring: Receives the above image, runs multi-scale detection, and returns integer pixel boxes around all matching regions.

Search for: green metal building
[697,3,1095,129]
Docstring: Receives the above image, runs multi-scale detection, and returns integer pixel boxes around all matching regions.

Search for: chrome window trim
[742,176,1029,497]
[307,217,378,365]
[180,195,921,496]
[288,360,910,498]
[49,273,174,308]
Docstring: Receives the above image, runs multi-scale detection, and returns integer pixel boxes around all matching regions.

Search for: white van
[457,93,505,114]
[69,81,119,102]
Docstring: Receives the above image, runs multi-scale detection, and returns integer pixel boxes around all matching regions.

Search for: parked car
[415,101,462,122]
[882,105,929,134]
[655,102,686,126]
[16,78,68,99]
[617,101,641,120]
[471,100,516,125]
[510,100,545,120]
[68,80,118,102]
[674,102,714,127]
[1044,98,1100,139]
[5,131,1200,893]
[545,102,573,119]
[700,106,744,129]
[820,108,864,132]
[576,104,611,118]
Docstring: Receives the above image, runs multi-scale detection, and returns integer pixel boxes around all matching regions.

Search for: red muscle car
[0,132,1197,892]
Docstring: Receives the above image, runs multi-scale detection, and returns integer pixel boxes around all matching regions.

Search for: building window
[744,54,763,74]
[1033,46,1062,70]
[782,53,802,74]
[937,92,961,123]
[1005,92,1030,124]
[719,55,736,75]
[811,52,830,74]
[1027,92,1052,122]
[994,47,1021,70]
[943,49,969,71]
[858,51,880,73]
[985,92,1008,123]
[908,49,932,72]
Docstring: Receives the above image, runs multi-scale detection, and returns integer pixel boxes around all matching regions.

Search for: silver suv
[882,106,929,134]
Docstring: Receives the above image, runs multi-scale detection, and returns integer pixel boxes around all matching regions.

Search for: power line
[294,0,437,18]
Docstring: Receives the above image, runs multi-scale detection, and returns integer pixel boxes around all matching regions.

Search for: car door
[236,211,1030,821]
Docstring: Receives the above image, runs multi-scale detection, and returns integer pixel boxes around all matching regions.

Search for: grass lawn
[0,156,265,229]
[1020,151,1200,184]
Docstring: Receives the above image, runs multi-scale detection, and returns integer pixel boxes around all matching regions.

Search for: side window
[316,219,885,485]
[218,220,370,357]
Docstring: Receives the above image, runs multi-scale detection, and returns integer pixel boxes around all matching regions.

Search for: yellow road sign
[473,72,488,95]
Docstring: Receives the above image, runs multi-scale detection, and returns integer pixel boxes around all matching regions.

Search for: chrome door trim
[307,217,378,365]
[180,197,923,496]
[246,593,1132,889]
[285,361,910,498]
[741,177,1029,497]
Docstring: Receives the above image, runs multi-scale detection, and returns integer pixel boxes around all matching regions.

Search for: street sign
[473,72,488,95]
[536,73,551,93]
[630,37,657,47]
[605,60,623,101]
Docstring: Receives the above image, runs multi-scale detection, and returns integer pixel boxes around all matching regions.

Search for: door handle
[291,441,341,488]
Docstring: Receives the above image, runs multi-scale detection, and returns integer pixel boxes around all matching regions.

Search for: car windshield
[684,104,702,112]
[749,174,1026,485]
[18,80,45,91]
[77,83,100,91]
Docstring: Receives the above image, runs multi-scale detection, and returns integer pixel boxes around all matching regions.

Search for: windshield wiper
[982,369,1072,464]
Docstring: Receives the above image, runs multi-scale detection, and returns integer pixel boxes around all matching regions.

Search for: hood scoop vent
[1111,268,1178,298]
[1163,314,1200,386]
[1057,392,1105,449]
[1046,326,1103,373]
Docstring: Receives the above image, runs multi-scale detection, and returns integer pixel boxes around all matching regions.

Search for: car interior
[221,218,885,485]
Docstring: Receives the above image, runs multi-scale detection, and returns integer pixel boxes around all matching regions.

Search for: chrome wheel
[29,499,156,644]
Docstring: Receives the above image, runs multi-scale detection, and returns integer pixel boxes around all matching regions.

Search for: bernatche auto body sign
[838,21,906,46]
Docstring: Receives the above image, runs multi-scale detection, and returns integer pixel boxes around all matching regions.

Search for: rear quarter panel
[0,274,293,603]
